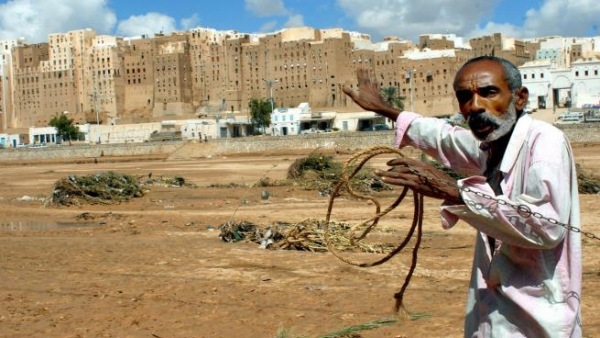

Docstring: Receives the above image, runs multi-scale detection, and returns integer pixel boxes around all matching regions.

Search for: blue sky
[0,0,598,44]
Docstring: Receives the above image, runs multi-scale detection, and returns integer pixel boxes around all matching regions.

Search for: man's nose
[469,94,486,114]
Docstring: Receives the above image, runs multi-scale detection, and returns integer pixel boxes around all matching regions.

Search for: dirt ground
[1,144,599,338]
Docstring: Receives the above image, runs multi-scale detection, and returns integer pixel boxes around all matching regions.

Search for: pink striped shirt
[396,112,582,337]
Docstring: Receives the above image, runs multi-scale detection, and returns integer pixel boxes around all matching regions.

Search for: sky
[0,0,599,44]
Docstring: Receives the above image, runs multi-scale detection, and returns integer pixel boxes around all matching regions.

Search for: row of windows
[127,68,146,74]
[89,57,111,63]
[16,70,75,83]
[21,87,77,97]
[128,78,149,84]
[575,69,599,77]
[523,73,545,79]
[523,69,599,79]
[272,115,295,122]
[52,59,72,66]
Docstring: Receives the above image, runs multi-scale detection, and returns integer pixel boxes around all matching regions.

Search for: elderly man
[343,56,582,337]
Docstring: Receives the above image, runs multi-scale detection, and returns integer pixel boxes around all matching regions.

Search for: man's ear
[514,87,529,111]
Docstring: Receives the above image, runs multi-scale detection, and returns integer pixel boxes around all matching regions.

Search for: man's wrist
[442,193,464,206]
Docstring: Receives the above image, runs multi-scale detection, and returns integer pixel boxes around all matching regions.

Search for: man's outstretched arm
[342,68,402,121]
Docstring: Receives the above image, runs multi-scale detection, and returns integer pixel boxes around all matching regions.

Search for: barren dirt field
[1,144,599,338]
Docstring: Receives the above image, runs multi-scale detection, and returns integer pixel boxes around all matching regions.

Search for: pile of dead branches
[218,219,395,253]
[287,152,391,194]
[576,164,600,194]
[45,171,145,206]
[45,172,200,207]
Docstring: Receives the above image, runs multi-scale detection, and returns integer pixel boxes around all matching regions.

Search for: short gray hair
[459,56,522,93]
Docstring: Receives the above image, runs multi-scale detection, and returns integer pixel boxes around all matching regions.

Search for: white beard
[468,100,518,142]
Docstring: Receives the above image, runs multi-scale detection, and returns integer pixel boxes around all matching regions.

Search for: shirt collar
[500,113,532,173]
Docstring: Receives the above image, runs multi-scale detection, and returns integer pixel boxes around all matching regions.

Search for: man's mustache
[467,112,499,130]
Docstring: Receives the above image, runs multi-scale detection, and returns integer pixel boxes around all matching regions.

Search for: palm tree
[381,87,405,111]
[380,87,405,127]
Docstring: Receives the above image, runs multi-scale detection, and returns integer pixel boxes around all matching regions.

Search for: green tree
[248,98,274,134]
[381,87,405,111]
[49,113,80,143]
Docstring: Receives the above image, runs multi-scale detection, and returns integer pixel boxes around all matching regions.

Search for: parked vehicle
[555,112,584,125]
[301,128,319,134]
[362,124,391,131]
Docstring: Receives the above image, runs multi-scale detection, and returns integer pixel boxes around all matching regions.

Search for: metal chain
[406,168,600,241]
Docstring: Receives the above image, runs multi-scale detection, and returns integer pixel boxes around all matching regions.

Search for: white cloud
[117,12,177,38]
[522,0,600,37]
[468,22,523,40]
[246,0,303,32]
[245,0,288,17]
[0,0,116,43]
[260,21,279,33]
[180,14,200,31]
[469,0,600,39]
[284,14,305,28]
[336,0,497,41]
[336,0,600,42]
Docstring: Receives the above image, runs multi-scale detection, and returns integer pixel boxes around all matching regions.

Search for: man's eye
[456,92,472,103]
[479,88,498,97]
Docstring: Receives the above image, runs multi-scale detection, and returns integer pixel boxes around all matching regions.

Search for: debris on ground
[45,171,145,206]
[143,175,198,188]
[218,219,396,253]
[287,152,391,194]
[576,164,600,194]
[45,171,196,207]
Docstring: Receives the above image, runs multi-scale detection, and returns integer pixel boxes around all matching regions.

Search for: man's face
[453,60,519,142]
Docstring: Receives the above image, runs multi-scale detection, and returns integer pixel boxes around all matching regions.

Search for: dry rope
[324,145,424,317]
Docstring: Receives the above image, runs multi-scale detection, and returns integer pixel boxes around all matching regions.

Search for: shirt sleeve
[443,134,575,249]
[395,112,485,177]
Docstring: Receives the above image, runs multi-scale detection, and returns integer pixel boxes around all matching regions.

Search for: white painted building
[520,57,600,110]
[519,59,556,109]
[0,133,21,147]
[333,112,389,132]
[270,102,390,135]
[73,115,251,144]
[28,126,58,145]
[571,57,600,107]
[271,102,311,136]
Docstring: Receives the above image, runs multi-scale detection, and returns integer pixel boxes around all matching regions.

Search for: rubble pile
[219,219,395,253]
[45,171,144,206]
[45,172,197,207]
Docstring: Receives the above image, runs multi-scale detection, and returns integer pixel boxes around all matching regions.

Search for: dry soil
[0,144,599,338]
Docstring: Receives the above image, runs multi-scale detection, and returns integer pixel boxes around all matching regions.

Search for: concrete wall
[2,125,600,162]
[0,141,183,162]
[556,123,600,143]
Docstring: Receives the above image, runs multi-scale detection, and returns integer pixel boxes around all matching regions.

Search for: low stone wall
[556,123,600,143]
[0,132,397,162]
[167,131,397,159]
[0,141,183,162]
[2,124,599,162]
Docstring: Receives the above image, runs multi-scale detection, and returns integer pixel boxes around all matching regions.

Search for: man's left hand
[375,158,463,204]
